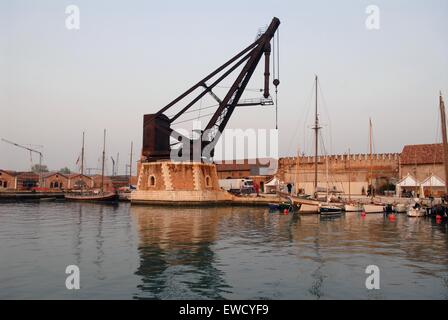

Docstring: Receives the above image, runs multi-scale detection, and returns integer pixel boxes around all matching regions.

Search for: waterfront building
[42,172,69,190]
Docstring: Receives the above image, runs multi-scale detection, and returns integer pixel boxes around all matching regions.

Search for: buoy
[283,209,289,215]
[436,215,442,221]
[361,212,366,217]
[389,214,396,221]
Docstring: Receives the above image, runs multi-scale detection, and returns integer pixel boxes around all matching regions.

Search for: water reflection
[1,202,447,299]
[131,206,234,299]
[131,207,448,299]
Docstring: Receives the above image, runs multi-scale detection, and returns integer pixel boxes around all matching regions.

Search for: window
[50,182,54,188]
[205,175,211,187]
[3,181,7,188]
[149,176,155,186]
[54,181,59,188]
[0,180,2,188]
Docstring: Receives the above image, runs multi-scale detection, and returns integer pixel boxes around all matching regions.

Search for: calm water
[0,202,447,300]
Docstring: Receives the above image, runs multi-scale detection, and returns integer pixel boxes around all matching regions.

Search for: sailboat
[319,154,343,215]
[344,149,362,212]
[65,130,118,202]
[279,76,321,213]
[362,118,385,213]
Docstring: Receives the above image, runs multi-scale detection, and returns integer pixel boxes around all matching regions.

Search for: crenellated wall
[277,153,400,195]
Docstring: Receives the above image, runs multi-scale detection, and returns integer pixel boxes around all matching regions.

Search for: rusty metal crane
[142,17,281,163]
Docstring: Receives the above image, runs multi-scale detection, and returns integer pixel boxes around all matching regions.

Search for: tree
[31,164,49,173]
[59,167,71,174]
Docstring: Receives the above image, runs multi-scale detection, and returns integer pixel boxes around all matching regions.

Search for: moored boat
[407,207,426,217]
[319,203,342,215]
[393,203,408,213]
[344,203,362,212]
[65,191,118,202]
[363,203,385,213]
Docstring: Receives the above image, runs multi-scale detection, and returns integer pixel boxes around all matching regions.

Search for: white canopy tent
[265,177,280,194]
[420,174,445,187]
[420,174,445,197]
[396,173,423,197]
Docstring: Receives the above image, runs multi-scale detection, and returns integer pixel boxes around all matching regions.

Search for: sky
[1,0,447,174]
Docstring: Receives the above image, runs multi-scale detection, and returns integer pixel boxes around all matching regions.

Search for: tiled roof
[400,144,444,165]
[0,170,18,177]
[42,172,68,179]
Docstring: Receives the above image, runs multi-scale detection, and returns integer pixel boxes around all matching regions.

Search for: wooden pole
[369,118,373,201]
[295,147,300,195]
[101,129,106,193]
[129,141,133,184]
[81,132,85,175]
[439,92,448,194]
[348,149,351,202]
[313,75,319,195]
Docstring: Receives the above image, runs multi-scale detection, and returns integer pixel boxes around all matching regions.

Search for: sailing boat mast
[101,129,106,193]
[129,141,133,182]
[325,155,329,201]
[81,132,85,175]
[348,148,351,202]
[295,147,300,196]
[439,92,448,195]
[313,75,321,195]
[369,118,374,200]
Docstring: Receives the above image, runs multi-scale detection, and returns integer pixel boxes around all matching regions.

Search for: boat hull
[299,203,319,213]
[319,205,342,214]
[344,204,362,212]
[363,204,385,213]
[65,192,119,202]
[407,208,426,217]
[394,204,408,213]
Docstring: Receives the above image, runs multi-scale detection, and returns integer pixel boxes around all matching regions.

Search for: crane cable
[272,28,280,130]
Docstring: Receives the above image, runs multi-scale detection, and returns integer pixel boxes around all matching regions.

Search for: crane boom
[1,138,43,157]
[142,17,281,163]
[1,138,44,188]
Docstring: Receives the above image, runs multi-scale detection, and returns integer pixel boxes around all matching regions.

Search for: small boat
[393,203,408,213]
[277,191,319,213]
[319,203,342,214]
[299,203,319,214]
[363,203,385,214]
[344,203,362,212]
[407,207,426,217]
[268,201,299,213]
[320,204,343,218]
[65,191,119,202]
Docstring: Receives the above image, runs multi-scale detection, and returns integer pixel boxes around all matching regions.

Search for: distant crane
[1,138,44,187]
[110,156,115,176]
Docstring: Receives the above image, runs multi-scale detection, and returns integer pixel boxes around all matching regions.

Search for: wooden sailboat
[363,118,385,213]
[320,155,343,215]
[66,130,118,202]
[345,149,362,212]
[279,76,338,214]
[293,76,321,213]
